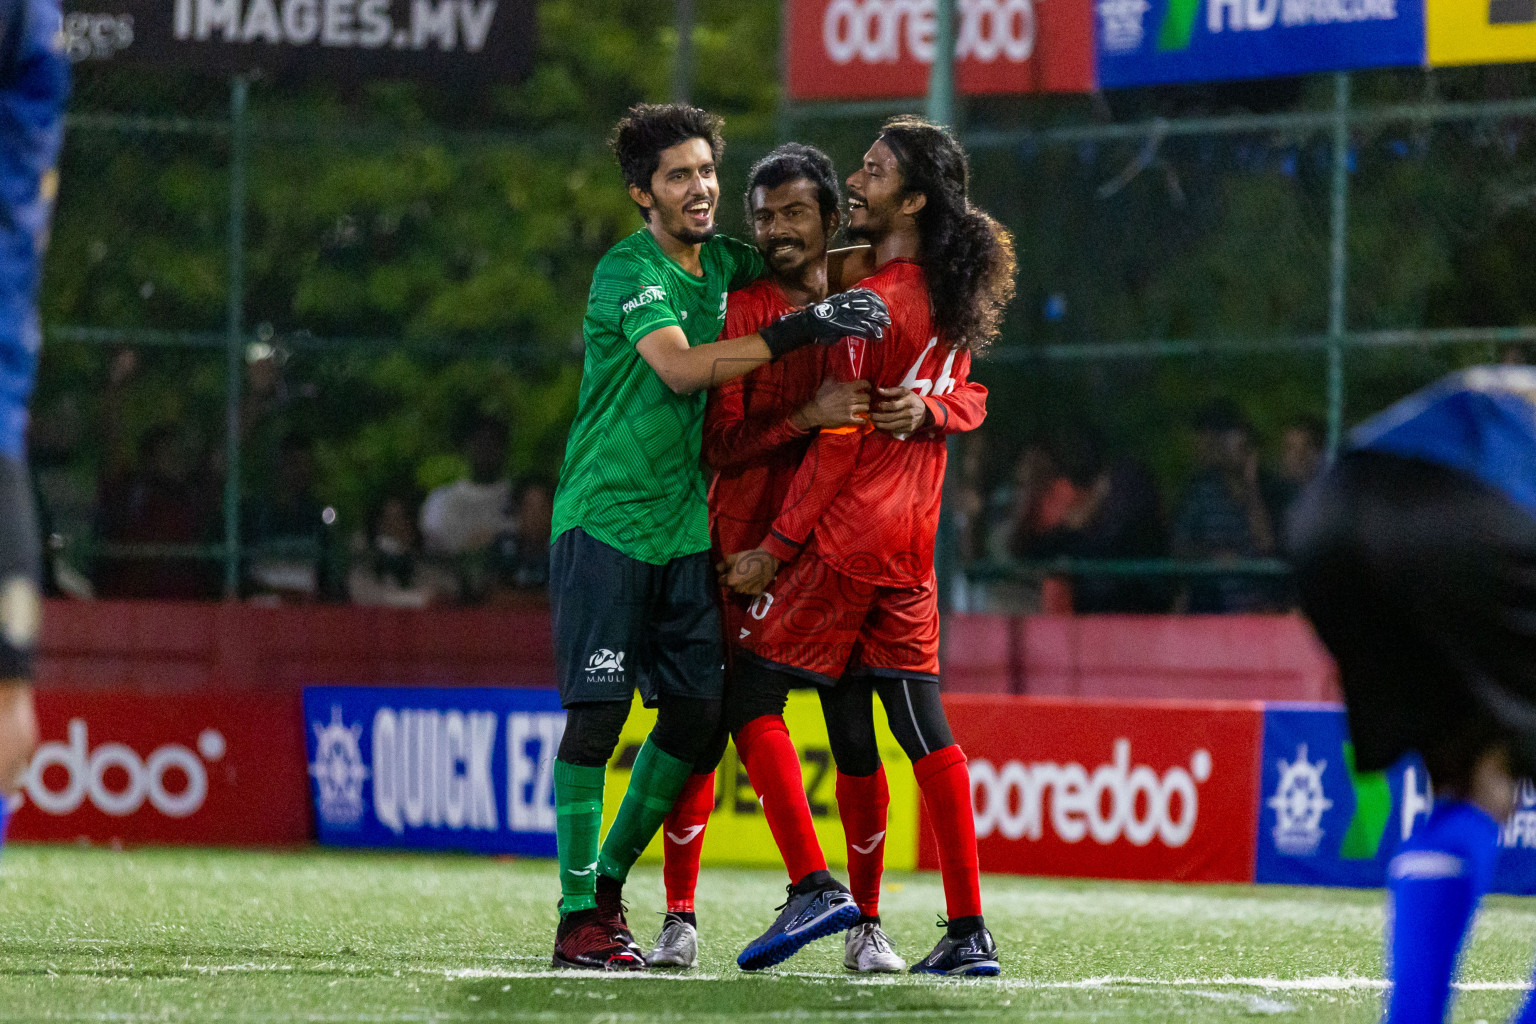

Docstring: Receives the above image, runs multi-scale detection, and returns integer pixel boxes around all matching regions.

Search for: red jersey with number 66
[758,258,986,589]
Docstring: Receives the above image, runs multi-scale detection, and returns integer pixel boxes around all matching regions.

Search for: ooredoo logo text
[822,0,1037,66]
[970,739,1213,848]
[16,719,226,819]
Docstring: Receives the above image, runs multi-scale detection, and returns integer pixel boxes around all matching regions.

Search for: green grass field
[1,846,1534,1023]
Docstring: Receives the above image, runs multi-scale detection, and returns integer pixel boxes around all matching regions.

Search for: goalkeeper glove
[759,288,891,359]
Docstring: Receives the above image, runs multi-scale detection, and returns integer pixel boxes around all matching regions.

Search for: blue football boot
[909,918,1001,977]
[737,872,860,971]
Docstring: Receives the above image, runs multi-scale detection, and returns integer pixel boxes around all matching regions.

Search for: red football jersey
[704,279,826,556]
[759,259,988,588]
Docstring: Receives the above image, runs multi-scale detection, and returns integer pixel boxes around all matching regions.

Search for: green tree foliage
[39,0,780,542]
[36,14,1536,549]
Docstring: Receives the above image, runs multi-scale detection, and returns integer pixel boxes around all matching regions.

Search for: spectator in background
[489,477,553,601]
[1012,427,1170,613]
[420,414,516,602]
[1171,400,1284,613]
[349,492,454,608]
[94,423,222,601]
[242,434,341,603]
[1275,415,1326,507]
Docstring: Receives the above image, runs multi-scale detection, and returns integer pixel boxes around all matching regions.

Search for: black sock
[947,915,984,940]
[670,910,697,928]
[793,869,834,893]
[596,874,623,898]
[857,913,881,927]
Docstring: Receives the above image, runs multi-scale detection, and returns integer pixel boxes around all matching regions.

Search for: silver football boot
[844,920,907,973]
[646,912,698,969]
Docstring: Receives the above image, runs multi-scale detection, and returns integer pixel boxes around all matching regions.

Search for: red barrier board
[786,0,1094,101]
[925,695,1264,883]
[9,688,310,846]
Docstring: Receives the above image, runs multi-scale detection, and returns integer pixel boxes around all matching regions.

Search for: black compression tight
[556,694,724,769]
[818,675,955,777]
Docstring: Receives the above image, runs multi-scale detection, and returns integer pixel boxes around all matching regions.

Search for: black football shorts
[549,527,723,708]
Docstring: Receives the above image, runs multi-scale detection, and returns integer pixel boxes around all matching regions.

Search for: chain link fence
[37,63,1536,610]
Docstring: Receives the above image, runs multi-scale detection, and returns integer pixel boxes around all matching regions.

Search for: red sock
[836,768,889,918]
[661,771,715,914]
[914,745,983,920]
[735,715,827,884]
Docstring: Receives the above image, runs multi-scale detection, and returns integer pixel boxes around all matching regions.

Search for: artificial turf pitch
[2,846,1535,1022]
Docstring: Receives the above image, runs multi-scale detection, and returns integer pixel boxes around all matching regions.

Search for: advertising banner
[786,0,1094,100]
[1255,704,1536,895]
[1096,0,1425,88]
[617,691,919,872]
[10,688,309,846]
[932,695,1265,883]
[1428,0,1536,67]
[61,0,535,83]
[303,686,565,857]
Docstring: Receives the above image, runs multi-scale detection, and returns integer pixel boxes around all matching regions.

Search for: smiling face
[750,178,833,280]
[845,138,918,244]
[631,136,720,246]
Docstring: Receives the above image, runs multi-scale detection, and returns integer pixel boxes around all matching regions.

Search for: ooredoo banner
[304,685,565,857]
[786,0,1094,100]
[1096,0,1425,88]
[10,688,309,846]
[1255,704,1536,896]
[931,695,1265,882]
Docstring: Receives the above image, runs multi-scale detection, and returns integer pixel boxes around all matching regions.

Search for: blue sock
[0,792,10,853]
[1384,800,1501,1024]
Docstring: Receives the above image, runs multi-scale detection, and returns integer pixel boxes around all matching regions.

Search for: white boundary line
[438,968,1533,992]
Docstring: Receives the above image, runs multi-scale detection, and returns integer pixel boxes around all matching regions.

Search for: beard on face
[672,224,718,244]
[765,239,806,270]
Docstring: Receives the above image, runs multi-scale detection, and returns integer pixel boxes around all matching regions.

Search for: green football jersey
[552,228,765,564]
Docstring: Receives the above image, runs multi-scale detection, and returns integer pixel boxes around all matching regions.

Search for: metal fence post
[673,0,695,104]
[927,0,955,126]
[223,75,249,599]
[1326,72,1351,457]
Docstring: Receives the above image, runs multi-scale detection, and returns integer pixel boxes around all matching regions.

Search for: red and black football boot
[595,884,646,960]
[552,908,646,971]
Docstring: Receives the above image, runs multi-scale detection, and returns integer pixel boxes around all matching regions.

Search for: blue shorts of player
[0,0,69,462]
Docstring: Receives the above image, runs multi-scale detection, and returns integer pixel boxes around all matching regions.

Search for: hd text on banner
[1256,704,1536,896]
[1097,0,1425,87]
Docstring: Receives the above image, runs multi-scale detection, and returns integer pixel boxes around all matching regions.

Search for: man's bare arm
[636,326,773,395]
[636,288,890,395]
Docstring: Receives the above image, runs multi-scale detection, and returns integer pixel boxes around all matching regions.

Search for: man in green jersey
[548,103,890,971]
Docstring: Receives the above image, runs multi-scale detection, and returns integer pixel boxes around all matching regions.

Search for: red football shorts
[732,547,939,683]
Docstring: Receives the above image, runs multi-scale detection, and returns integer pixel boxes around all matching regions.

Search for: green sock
[554,759,606,915]
[596,738,693,883]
